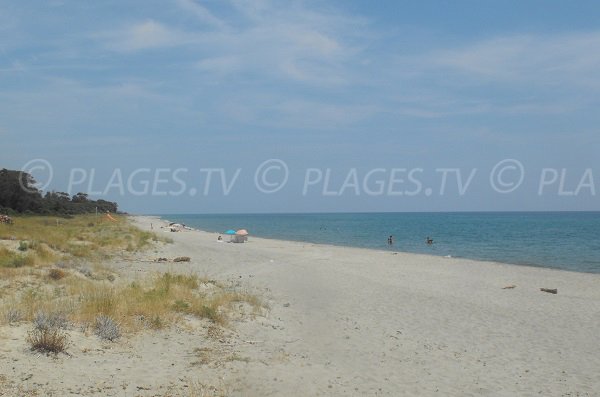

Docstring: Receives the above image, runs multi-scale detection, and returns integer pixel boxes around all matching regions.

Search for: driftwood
[153,257,190,263]
[540,288,558,294]
[502,285,516,289]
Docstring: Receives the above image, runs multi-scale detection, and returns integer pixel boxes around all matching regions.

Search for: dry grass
[151,379,233,397]
[26,326,70,354]
[48,268,67,280]
[0,215,262,344]
[4,307,23,324]
[0,214,170,286]
[0,246,35,268]
[1,270,262,336]
[0,214,170,267]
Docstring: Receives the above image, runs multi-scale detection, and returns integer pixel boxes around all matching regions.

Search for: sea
[161,212,600,274]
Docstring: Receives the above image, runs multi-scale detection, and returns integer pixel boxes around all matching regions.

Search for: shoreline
[2,214,599,395]
[132,214,600,395]
[145,214,599,277]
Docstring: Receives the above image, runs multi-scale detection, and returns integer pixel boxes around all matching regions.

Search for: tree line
[0,168,118,215]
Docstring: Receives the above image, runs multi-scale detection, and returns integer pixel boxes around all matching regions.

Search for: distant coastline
[153,212,600,274]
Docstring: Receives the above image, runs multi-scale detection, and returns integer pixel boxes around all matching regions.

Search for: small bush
[149,315,163,329]
[4,308,22,324]
[84,288,116,315]
[18,241,28,251]
[159,273,198,290]
[0,252,34,268]
[173,256,191,262]
[95,315,121,341]
[173,300,190,312]
[11,255,31,268]
[195,305,220,323]
[78,266,93,278]
[34,311,69,330]
[27,327,69,354]
[48,268,67,280]
[137,232,152,248]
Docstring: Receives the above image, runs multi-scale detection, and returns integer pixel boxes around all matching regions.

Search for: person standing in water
[388,235,394,245]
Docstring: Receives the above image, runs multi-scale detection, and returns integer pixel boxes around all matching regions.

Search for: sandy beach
[5,0,600,395]
[2,214,600,396]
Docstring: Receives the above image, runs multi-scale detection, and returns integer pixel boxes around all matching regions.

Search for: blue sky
[2,0,599,213]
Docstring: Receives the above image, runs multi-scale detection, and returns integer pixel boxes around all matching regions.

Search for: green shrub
[172,300,190,312]
[0,252,34,268]
[196,305,219,322]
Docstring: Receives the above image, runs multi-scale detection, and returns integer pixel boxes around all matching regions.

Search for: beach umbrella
[224,229,236,235]
[236,229,249,236]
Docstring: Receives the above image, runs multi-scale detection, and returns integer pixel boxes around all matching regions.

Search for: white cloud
[175,0,228,31]
[284,27,343,57]
[274,99,378,127]
[196,56,240,74]
[229,0,272,21]
[216,94,379,129]
[96,1,362,85]
[368,31,600,119]
[0,76,188,142]
[430,32,600,86]
[102,20,188,51]
[13,0,600,135]
[207,19,354,85]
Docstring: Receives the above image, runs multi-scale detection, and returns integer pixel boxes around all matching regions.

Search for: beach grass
[0,247,36,268]
[0,214,262,337]
[0,214,170,267]
[2,271,260,333]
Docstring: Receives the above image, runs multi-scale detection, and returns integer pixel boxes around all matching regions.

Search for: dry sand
[2,215,600,396]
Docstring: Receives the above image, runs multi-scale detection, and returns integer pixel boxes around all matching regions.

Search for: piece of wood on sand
[540,288,558,294]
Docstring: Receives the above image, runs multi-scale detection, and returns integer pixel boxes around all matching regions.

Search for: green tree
[0,168,119,215]
[0,169,43,213]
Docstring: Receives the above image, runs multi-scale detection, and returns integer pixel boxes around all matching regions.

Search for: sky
[2,0,600,214]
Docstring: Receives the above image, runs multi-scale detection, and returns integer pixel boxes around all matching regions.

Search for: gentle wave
[159,212,600,273]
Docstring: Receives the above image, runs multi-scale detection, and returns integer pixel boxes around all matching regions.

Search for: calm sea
[160,212,600,274]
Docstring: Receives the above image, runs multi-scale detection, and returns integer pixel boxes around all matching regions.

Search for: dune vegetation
[0,214,165,266]
[0,214,262,355]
